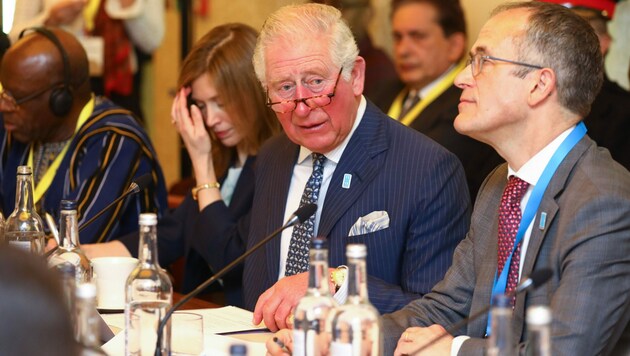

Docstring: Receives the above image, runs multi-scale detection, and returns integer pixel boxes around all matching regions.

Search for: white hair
[252,3,359,87]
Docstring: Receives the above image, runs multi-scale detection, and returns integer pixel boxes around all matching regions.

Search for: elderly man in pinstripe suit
[197,3,471,332]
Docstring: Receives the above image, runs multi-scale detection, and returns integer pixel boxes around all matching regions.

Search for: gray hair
[492,1,603,117]
[253,3,359,86]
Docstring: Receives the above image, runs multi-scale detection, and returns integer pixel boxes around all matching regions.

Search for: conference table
[101,293,271,355]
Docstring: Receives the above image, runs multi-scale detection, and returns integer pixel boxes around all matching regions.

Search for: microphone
[413,268,553,353]
[44,174,152,258]
[154,203,317,355]
[78,173,153,232]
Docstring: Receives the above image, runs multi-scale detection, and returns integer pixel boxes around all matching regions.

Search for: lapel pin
[539,212,547,230]
[342,174,352,189]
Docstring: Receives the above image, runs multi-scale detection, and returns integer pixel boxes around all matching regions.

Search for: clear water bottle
[75,283,107,355]
[48,200,93,284]
[56,263,77,331]
[487,294,515,356]
[125,213,172,356]
[293,237,337,356]
[526,305,552,356]
[4,166,45,254]
[328,244,382,356]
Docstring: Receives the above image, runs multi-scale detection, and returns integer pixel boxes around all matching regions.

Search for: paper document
[101,306,269,355]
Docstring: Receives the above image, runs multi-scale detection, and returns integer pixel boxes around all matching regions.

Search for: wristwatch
[191,182,221,200]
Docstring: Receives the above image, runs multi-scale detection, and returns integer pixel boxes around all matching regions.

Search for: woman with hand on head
[84,23,280,306]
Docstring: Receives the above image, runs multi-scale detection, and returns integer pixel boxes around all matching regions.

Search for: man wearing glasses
[199,3,471,331]
[382,2,630,355]
[0,27,167,244]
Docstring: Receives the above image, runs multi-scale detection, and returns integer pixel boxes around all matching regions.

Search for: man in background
[386,0,502,201]
[0,28,167,244]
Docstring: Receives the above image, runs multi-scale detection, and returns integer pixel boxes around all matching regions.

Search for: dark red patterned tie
[497,176,530,304]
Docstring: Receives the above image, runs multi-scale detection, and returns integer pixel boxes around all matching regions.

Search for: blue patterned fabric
[285,153,326,276]
[0,97,168,244]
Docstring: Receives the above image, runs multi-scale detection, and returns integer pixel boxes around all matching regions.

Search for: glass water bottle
[48,200,92,284]
[526,305,552,356]
[487,294,515,356]
[293,237,337,356]
[328,244,382,356]
[125,213,172,356]
[75,283,107,355]
[4,166,45,254]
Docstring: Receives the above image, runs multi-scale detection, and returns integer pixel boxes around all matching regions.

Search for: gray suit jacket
[382,136,630,356]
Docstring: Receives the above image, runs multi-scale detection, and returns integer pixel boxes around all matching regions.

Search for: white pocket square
[348,211,390,236]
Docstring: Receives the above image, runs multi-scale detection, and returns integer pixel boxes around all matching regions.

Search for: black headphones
[18,27,73,117]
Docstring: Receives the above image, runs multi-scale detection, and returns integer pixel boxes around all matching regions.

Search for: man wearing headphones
[0,27,167,244]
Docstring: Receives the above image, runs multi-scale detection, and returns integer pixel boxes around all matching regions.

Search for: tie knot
[311,153,326,172]
[504,176,529,204]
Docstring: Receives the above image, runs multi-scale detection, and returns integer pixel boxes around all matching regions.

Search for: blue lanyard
[485,122,586,336]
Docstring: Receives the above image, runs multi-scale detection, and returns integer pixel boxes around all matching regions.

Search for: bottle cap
[139,213,157,226]
[76,283,97,299]
[229,344,247,355]
[60,200,77,211]
[346,244,367,258]
[491,294,511,308]
[526,305,552,325]
[17,165,32,175]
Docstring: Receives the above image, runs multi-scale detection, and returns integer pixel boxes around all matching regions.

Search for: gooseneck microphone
[154,203,317,356]
[44,174,153,258]
[413,268,553,353]
[78,173,153,232]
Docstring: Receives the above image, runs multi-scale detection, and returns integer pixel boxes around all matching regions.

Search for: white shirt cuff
[332,272,349,305]
[451,335,470,356]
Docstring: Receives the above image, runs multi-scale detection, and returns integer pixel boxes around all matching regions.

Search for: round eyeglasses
[266,68,343,113]
[0,83,62,112]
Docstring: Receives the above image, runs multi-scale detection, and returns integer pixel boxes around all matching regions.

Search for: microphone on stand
[44,174,153,258]
[78,173,153,233]
[413,268,553,353]
[154,203,318,356]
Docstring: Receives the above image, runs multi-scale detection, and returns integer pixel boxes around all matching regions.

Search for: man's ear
[529,67,556,106]
[350,56,366,96]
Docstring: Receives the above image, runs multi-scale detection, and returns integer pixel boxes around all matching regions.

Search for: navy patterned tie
[285,153,326,276]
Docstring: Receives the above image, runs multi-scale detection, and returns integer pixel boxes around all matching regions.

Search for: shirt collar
[297,95,367,164]
[508,125,576,185]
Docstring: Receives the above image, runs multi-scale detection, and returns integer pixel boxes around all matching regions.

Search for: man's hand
[45,236,58,253]
[394,324,453,356]
[253,272,309,331]
[265,329,293,356]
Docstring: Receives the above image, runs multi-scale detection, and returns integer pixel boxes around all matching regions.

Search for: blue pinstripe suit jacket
[241,101,471,313]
